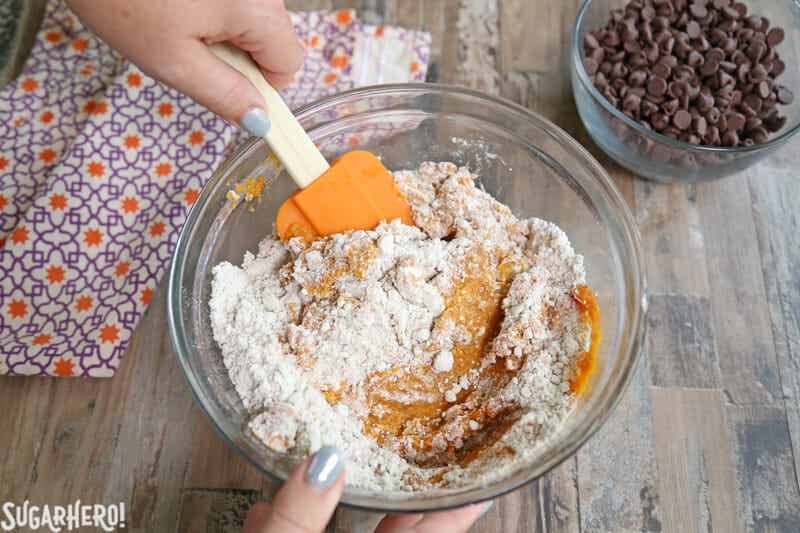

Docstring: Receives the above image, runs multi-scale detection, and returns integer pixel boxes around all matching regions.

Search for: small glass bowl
[571,0,800,183]
[167,84,647,512]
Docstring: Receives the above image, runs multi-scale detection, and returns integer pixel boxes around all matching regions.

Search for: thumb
[252,445,346,533]
[154,40,273,136]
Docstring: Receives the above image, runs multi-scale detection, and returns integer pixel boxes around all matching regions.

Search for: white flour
[209,162,593,491]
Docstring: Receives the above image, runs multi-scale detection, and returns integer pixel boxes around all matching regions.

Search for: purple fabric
[0,1,430,377]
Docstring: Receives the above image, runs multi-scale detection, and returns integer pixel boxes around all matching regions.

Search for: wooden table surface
[3,1,800,531]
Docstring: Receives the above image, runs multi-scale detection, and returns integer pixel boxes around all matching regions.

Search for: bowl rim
[168,82,648,512]
[571,0,800,154]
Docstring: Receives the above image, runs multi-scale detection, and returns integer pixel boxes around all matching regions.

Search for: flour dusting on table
[209,162,594,491]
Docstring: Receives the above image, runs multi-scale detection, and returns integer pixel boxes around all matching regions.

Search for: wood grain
[650,387,740,533]
[3,1,800,532]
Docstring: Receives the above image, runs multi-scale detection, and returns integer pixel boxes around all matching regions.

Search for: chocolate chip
[707,47,726,63]
[583,57,599,76]
[749,63,768,83]
[776,86,794,105]
[582,0,794,148]
[687,49,705,68]
[693,116,709,135]
[747,127,768,143]
[721,6,740,20]
[757,80,771,99]
[628,69,649,87]
[744,116,762,131]
[652,62,672,79]
[722,129,739,146]
[766,115,787,132]
[700,58,720,76]
[647,77,668,96]
[673,108,693,130]
[686,20,702,39]
[690,3,708,19]
[727,112,746,131]
[742,93,763,112]
[766,27,785,46]
[623,93,642,113]
[652,112,670,130]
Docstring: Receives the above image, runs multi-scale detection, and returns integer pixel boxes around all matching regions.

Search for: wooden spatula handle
[208,42,329,189]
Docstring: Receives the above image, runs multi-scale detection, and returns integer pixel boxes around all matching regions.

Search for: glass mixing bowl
[168,84,647,512]
[571,0,800,183]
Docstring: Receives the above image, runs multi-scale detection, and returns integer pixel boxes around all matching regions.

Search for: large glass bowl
[167,84,647,512]
[571,0,800,183]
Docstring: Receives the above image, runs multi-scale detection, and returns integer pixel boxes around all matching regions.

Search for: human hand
[65,0,304,136]
[243,445,491,533]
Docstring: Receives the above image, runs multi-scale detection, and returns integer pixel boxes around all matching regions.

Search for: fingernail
[306,445,345,490]
[478,500,494,519]
[239,107,271,137]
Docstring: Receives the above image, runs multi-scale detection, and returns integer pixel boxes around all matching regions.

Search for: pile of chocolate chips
[582,0,794,147]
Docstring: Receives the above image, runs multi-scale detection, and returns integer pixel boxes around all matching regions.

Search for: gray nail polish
[478,500,494,518]
[306,445,344,490]
[239,107,271,137]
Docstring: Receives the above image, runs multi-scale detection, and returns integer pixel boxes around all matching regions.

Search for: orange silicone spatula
[209,43,414,241]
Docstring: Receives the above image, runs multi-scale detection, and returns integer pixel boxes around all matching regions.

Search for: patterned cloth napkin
[0,0,430,377]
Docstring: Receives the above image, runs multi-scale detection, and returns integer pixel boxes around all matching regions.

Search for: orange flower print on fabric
[83,227,103,246]
[410,61,420,73]
[123,134,140,150]
[324,72,337,84]
[121,196,139,214]
[310,35,319,48]
[0,156,8,170]
[336,10,352,24]
[49,193,68,210]
[99,324,120,344]
[188,130,204,146]
[331,55,347,69]
[12,116,27,128]
[7,299,27,319]
[114,261,130,277]
[184,188,199,206]
[157,102,173,117]
[46,265,65,284]
[149,221,166,237]
[140,287,154,306]
[0,193,7,211]
[11,226,29,245]
[39,148,57,164]
[375,26,385,37]
[32,333,51,346]
[154,162,172,177]
[72,38,88,52]
[45,31,61,43]
[83,100,108,115]
[40,110,55,124]
[20,77,38,92]
[75,295,93,312]
[126,73,142,87]
[53,357,75,376]
[87,160,105,177]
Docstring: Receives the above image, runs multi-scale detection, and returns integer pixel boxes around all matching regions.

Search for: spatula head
[276,150,414,241]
